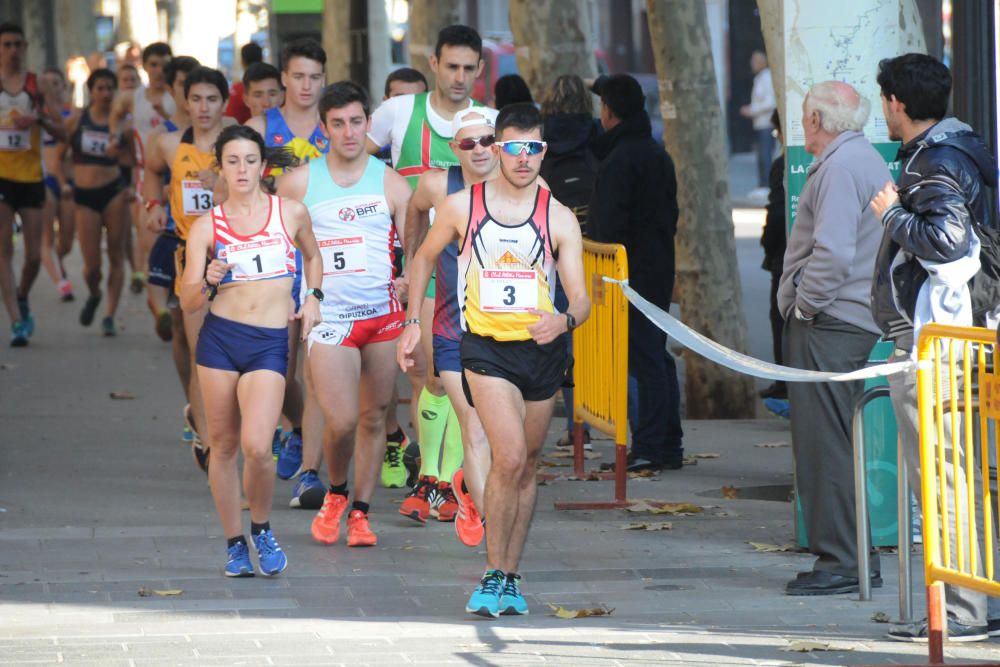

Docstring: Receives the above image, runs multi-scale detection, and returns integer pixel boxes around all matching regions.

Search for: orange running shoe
[398,475,436,524]
[453,469,484,547]
[346,509,377,547]
[431,481,459,522]
[311,492,348,544]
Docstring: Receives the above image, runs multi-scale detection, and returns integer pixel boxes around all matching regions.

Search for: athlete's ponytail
[214,124,299,194]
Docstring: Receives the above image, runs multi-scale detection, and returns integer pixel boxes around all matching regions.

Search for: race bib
[0,128,30,151]
[479,269,538,312]
[81,129,110,157]
[182,180,213,216]
[319,236,368,276]
[225,237,288,281]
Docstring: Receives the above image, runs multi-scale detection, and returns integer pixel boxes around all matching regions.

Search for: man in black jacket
[588,74,683,471]
[869,53,998,643]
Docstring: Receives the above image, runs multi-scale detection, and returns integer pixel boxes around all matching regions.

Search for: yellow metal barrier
[554,239,630,510]
[916,323,1000,661]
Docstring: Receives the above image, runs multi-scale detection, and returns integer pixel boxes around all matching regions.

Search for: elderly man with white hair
[778,80,891,596]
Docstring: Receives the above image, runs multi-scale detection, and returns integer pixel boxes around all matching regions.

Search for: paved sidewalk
[3,249,1000,666]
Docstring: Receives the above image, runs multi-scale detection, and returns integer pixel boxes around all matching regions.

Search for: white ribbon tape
[606,278,914,383]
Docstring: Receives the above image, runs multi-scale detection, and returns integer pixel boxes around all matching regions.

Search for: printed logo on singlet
[497,251,519,265]
[338,201,384,221]
[338,303,379,320]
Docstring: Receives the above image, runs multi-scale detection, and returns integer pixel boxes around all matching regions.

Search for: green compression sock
[417,388,451,479]
[439,402,465,484]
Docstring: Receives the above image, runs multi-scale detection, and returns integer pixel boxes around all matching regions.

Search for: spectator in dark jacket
[870,53,999,644]
[494,74,533,110]
[760,109,787,400]
[540,74,598,447]
[588,74,683,471]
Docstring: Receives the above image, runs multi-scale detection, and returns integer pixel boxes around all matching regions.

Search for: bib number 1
[224,237,287,281]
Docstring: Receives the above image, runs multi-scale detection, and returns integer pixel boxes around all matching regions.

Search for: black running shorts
[0,177,45,210]
[460,331,573,405]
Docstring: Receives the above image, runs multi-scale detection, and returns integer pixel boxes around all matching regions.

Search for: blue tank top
[263,107,329,157]
[432,166,464,340]
[71,108,118,167]
[162,119,178,233]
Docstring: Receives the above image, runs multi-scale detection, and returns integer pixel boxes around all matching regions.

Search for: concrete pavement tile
[112,610,239,623]
[95,525,208,538]
[268,660,347,667]
[0,527,93,541]
[131,659,272,666]
[237,607,364,619]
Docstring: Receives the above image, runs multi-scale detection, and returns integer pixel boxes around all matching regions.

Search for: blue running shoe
[253,529,288,576]
[500,573,529,615]
[10,320,29,347]
[271,427,283,462]
[276,431,303,479]
[224,541,254,577]
[764,398,790,420]
[16,298,33,337]
[466,569,505,618]
[290,470,326,509]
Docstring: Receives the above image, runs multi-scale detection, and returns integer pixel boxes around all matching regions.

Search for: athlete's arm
[384,166,411,251]
[283,197,322,340]
[365,97,395,155]
[274,162,308,202]
[179,214,229,313]
[142,132,172,232]
[56,111,80,164]
[404,169,439,261]
[527,201,591,345]
[244,114,265,135]
[109,89,134,139]
[396,191,467,371]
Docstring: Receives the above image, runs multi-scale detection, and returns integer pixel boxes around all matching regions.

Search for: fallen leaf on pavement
[755,441,789,448]
[548,603,615,619]
[748,541,798,553]
[137,588,152,597]
[153,589,183,596]
[721,485,739,499]
[871,611,891,623]
[110,391,135,400]
[781,640,849,652]
[538,459,567,467]
[628,469,658,479]
[550,450,602,460]
[567,473,602,482]
[695,453,720,459]
[626,500,703,515]
[621,522,672,531]
[681,457,698,466]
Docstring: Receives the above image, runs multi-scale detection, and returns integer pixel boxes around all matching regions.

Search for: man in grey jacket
[778,81,889,596]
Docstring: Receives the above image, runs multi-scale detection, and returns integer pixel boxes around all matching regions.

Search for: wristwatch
[305,287,324,302]
[565,312,577,331]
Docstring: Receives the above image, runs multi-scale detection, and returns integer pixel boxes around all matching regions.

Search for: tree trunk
[54,0,96,73]
[119,0,160,48]
[21,0,54,70]
[507,0,597,103]
[756,0,784,115]
[645,0,755,418]
[367,0,393,100]
[406,0,461,85]
[322,0,351,82]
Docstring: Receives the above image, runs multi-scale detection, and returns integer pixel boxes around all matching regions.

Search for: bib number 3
[480,269,538,312]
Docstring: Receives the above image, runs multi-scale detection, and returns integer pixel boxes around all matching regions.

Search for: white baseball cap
[451,106,499,137]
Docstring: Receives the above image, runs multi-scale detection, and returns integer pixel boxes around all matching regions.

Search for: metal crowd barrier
[553,239,631,510]
[854,385,913,623]
[916,323,1000,663]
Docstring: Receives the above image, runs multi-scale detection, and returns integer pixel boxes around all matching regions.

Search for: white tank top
[132,85,175,165]
[302,155,401,321]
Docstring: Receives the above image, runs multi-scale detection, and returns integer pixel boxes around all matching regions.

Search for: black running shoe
[403,441,421,488]
[79,293,102,327]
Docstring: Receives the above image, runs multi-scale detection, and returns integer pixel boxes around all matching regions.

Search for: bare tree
[508,0,597,102]
[322,1,351,82]
[645,0,755,418]
[406,0,461,85]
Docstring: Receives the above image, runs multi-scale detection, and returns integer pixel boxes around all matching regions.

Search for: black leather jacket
[870,118,998,346]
